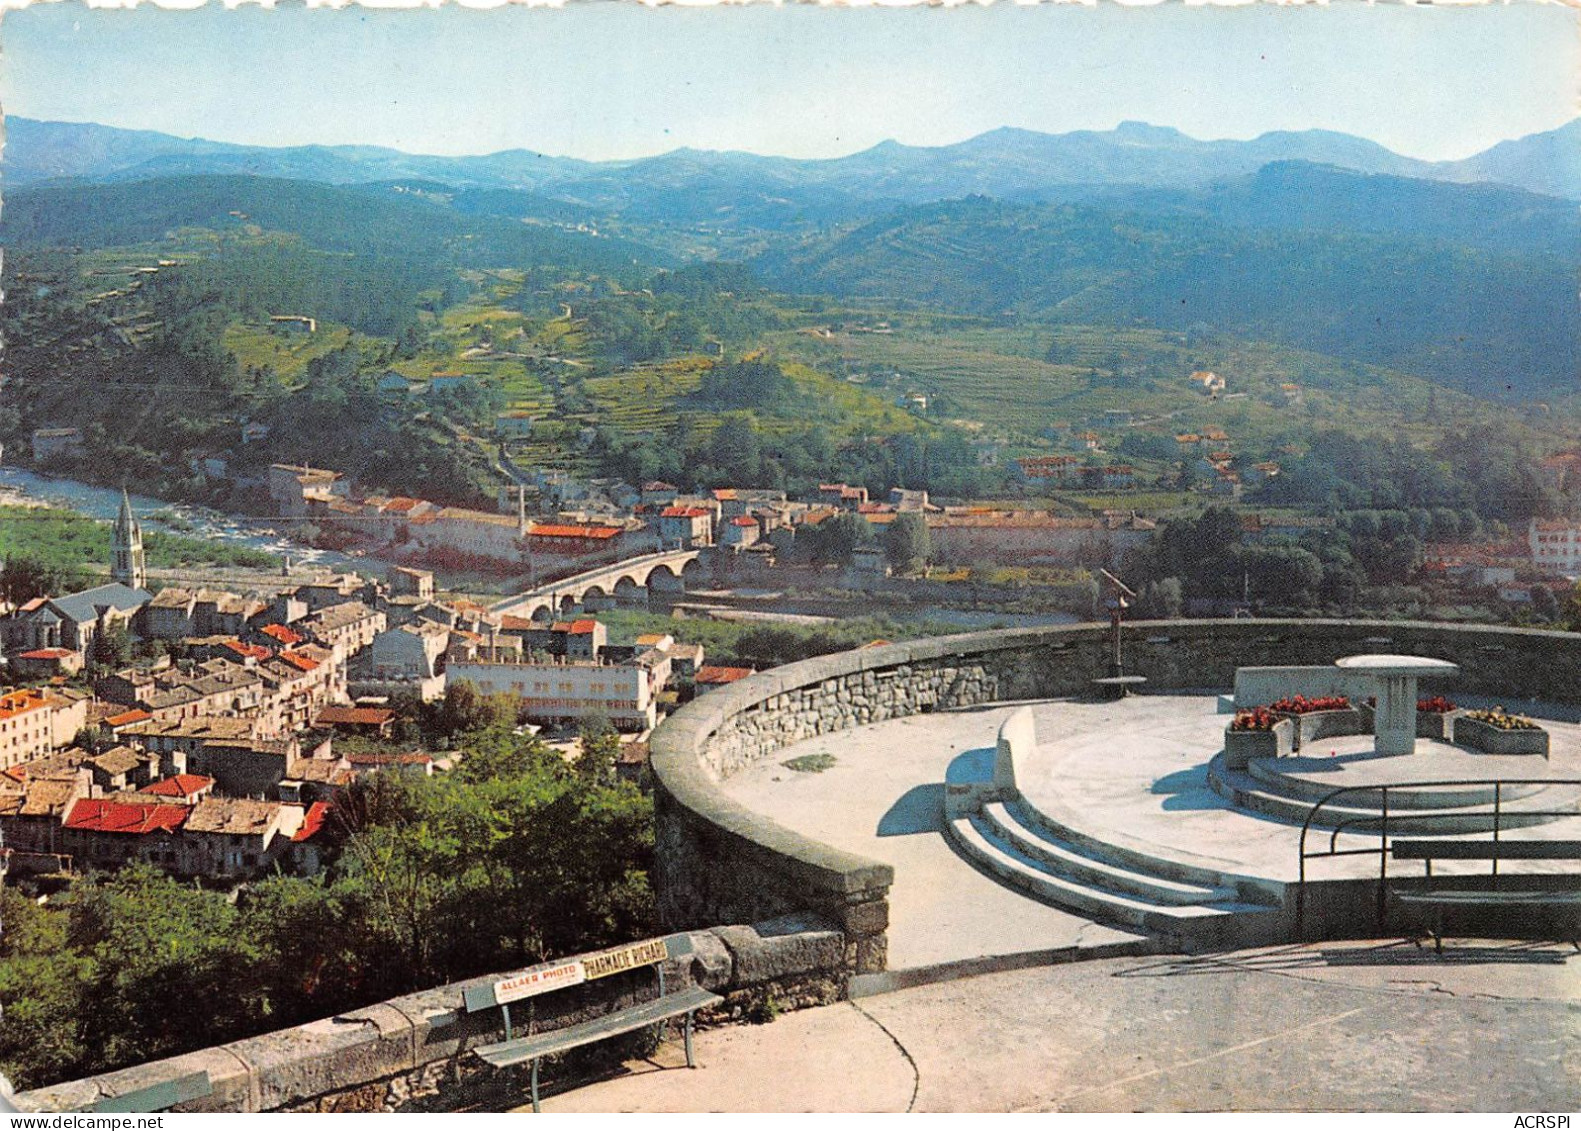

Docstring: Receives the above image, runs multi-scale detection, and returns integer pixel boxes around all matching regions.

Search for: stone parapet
[14,921,841,1114]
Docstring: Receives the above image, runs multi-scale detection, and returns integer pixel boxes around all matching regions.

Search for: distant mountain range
[10,115,1581,213]
[9,116,1578,402]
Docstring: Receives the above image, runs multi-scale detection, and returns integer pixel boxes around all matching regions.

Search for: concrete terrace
[719,695,1581,969]
[720,704,1148,970]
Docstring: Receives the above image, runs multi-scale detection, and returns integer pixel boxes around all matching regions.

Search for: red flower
[1268,694,1350,714]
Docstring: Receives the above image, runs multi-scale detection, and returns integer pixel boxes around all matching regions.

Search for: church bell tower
[112,489,147,590]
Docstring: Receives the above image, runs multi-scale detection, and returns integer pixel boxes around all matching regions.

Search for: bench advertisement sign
[493,961,585,1005]
[581,938,669,981]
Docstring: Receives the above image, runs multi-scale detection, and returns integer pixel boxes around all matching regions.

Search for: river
[0,466,365,575]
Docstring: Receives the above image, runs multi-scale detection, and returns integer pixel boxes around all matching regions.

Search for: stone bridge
[491,548,706,622]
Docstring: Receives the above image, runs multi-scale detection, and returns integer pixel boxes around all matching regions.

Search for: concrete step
[1245,756,1546,810]
[949,816,1279,942]
[1208,756,1576,834]
[1005,798,1280,905]
[980,802,1233,906]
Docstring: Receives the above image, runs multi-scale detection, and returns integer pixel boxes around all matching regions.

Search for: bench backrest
[1392,839,1581,861]
[463,934,693,1015]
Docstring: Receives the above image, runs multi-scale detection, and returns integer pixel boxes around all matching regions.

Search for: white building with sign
[447,656,658,731]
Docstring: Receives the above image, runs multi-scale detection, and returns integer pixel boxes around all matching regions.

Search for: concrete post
[1335,655,1460,758]
[1374,673,1419,756]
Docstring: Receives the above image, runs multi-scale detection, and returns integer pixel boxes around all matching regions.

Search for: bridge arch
[647,563,685,593]
[613,575,643,603]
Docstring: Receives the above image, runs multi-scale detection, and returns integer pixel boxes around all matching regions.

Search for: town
[3,0,1579,1116]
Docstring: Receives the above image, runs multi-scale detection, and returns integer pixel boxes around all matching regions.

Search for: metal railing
[1294,777,1581,936]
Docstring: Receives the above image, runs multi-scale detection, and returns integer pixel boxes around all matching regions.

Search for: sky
[2,1,1576,163]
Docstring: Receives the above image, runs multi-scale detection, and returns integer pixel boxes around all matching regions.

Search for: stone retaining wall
[651,618,1581,967]
[14,915,842,1114]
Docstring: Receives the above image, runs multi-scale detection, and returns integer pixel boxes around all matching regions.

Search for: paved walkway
[543,939,1581,1112]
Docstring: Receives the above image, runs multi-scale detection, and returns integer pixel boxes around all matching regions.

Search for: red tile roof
[695,665,755,685]
[314,706,396,727]
[222,640,272,661]
[528,523,622,540]
[729,516,758,527]
[661,506,711,519]
[0,689,51,721]
[105,708,154,728]
[144,773,213,798]
[280,650,321,672]
[292,801,332,842]
[64,798,188,835]
[16,648,76,660]
[259,624,305,646]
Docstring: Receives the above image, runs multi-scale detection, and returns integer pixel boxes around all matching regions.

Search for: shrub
[1463,707,1541,730]
[1230,707,1280,732]
[1267,694,1350,715]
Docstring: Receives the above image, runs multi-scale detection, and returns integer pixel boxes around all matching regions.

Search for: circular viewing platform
[718,694,1581,959]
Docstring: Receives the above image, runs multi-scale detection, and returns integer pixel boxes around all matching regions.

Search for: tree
[1135,577,1183,619]
[807,511,874,566]
[0,555,89,604]
[0,887,91,1090]
[65,867,260,1073]
[882,512,931,574]
[89,622,134,674]
[437,679,515,737]
[1237,545,1323,609]
[708,413,763,485]
[575,727,622,787]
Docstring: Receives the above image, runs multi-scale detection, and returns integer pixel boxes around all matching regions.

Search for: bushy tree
[803,511,874,566]
[883,512,931,574]
[1134,577,1183,619]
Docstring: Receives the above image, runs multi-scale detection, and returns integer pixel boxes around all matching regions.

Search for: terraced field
[584,357,712,436]
[222,321,380,384]
[769,322,1502,454]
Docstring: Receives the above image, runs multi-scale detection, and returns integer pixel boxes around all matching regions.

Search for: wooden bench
[1388,839,1581,952]
[464,935,723,1112]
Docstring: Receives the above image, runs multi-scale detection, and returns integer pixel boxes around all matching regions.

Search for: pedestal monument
[1334,654,1460,756]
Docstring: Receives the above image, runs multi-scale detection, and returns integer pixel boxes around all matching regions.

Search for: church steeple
[112,489,146,590]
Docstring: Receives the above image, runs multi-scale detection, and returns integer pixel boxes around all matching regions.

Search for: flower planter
[1355,703,1375,733]
[1453,715,1549,758]
[1416,708,1462,742]
[1224,717,1295,770]
[1282,707,1366,751]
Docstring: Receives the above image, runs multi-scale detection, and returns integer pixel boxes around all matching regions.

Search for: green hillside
[756,194,1580,399]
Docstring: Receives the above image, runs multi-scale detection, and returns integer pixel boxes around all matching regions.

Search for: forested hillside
[756,192,1580,398]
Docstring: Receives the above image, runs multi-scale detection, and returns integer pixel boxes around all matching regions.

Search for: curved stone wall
[650,617,1581,970]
